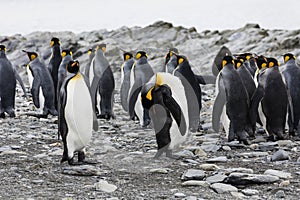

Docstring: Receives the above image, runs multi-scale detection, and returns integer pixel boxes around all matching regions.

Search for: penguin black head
[283,53,296,63]
[66,60,80,74]
[237,53,253,61]
[165,48,179,64]
[222,55,234,67]
[87,48,93,55]
[50,37,61,47]
[96,44,106,52]
[267,57,280,68]
[23,50,38,61]
[233,59,244,69]
[175,55,188,66]
[0,44,6,51]
[135,51,148,60]
[123,52,133,61]
[61,49,72,58]
[256,55,268,70]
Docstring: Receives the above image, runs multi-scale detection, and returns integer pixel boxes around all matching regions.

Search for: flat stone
[206,156,228,163]
[225,172,280,185]
[0,150,27,155]
[237,152,269,158]
[277,140,293,146]
[206,174,227,184]
[194,148,207,157]
[242,189,259,196]
[174,192,186,198]
[264,169,292,179]
[95,180,117,193]
[150,168,172,174]
[182,180,209,187]
[230,191,247,199]
[0,145,12,152]
[223,167,254,174]
[62,165,102,176]
[210,183,238,194]
[181,169,206,181]
[200,144,221,152]
[199,163,220,171]
[271,149,289,161]
[222,145,231,151]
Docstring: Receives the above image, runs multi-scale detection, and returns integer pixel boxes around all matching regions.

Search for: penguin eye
[136,53,141,60]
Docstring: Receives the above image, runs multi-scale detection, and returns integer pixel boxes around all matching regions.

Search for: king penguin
[120,51,134,112]
[59,60,98,165]
[48,37,62,108]
[23,50,57,118]
[173,54,202,132]
[57,49,73,101]
[212,46,232,76]
[128,50,154,126]
[250,57,289,141]
[281,53,300,137]
[213,56,250,144]
[89,44,115,120]
[141,72,189,158]
[0,45,26,117]
[164,48,180,74]
[81,48,94,78]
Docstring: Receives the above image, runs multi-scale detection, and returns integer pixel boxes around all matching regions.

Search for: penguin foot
[26,113,48,119]
[239,139,251,145]
[142,119,151,127]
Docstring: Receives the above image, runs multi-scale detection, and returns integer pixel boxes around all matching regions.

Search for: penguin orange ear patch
[269,62,274,67]
[136,53,141,60]
[62,52,66,58]
[30,54,36,61]
[125,54,130,61]
[222,60,227,67]
[261,63,267,68]
[50,41,54,47]
[178,58,184,65]
[284,56,290,63]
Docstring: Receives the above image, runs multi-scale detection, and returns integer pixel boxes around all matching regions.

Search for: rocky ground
[1,21,300,199]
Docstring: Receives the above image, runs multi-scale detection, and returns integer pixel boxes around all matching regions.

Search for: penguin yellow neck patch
[146,86,154,100]
[72,73,82,80]
[156,74,163,86]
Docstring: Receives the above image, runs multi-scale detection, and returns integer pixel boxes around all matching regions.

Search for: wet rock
[271,149,290,161]
[181,169,206,181]
[95,180,117,193]
[264,169,292,179]
[210,183,238,194]
[225,172,280,185]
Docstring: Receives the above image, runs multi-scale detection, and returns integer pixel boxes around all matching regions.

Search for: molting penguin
[120,51,134,112]
[164,48,179,74]
[128,50,154,126]
[141,72,189,158]
[59,60,98,165]
[57,49,73,101]
[281,53,300,136]
[0,45,25,117]
[173,55,202,132]
[48,37,62,108]
[213,56,250,144]
[250,58,288,141]
[23,50,57,118]
[89,44,115,120]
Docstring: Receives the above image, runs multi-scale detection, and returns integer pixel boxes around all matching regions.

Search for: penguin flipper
[212,76,226,133]
[14,68,28,98]
[31,75,42,108]
[195,75,217,85]
[249,85,264,127]
[286,88,294,124]
[212,46,232,76]
[128,84,143,119]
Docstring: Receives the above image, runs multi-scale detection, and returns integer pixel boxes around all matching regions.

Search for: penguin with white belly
[141,72,189,158]
[59,60,98,165]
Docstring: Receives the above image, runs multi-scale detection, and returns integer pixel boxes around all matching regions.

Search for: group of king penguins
[212,46,300,145]
[2,37,300,165]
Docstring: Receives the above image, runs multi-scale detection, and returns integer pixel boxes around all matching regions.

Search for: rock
[149,168,172,174]
[222,145,231,151]
[225,173,280,185]
[277,140,293,147]
[210,183,238,194]
[174,192,186,198]
[0,145,12,152]
[62,165,102,176]
[182,180,209,187]
[237,152,269,158]
[193,148,207,157]
[271,149,289,161]
[95,180,117,193]
[200,144,221,152]
[242,189,259,196]
[223,168,254,174]
[230,191,247,199]
[264,169,292,179]
[249,144,259,150]
[206,156,228,163]
[199,163,220,171]
[181,169,206,181]
[205,174,227,184]
[274,190,285,198]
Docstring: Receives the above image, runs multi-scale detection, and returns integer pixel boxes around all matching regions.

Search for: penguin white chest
[65,74,93,151]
